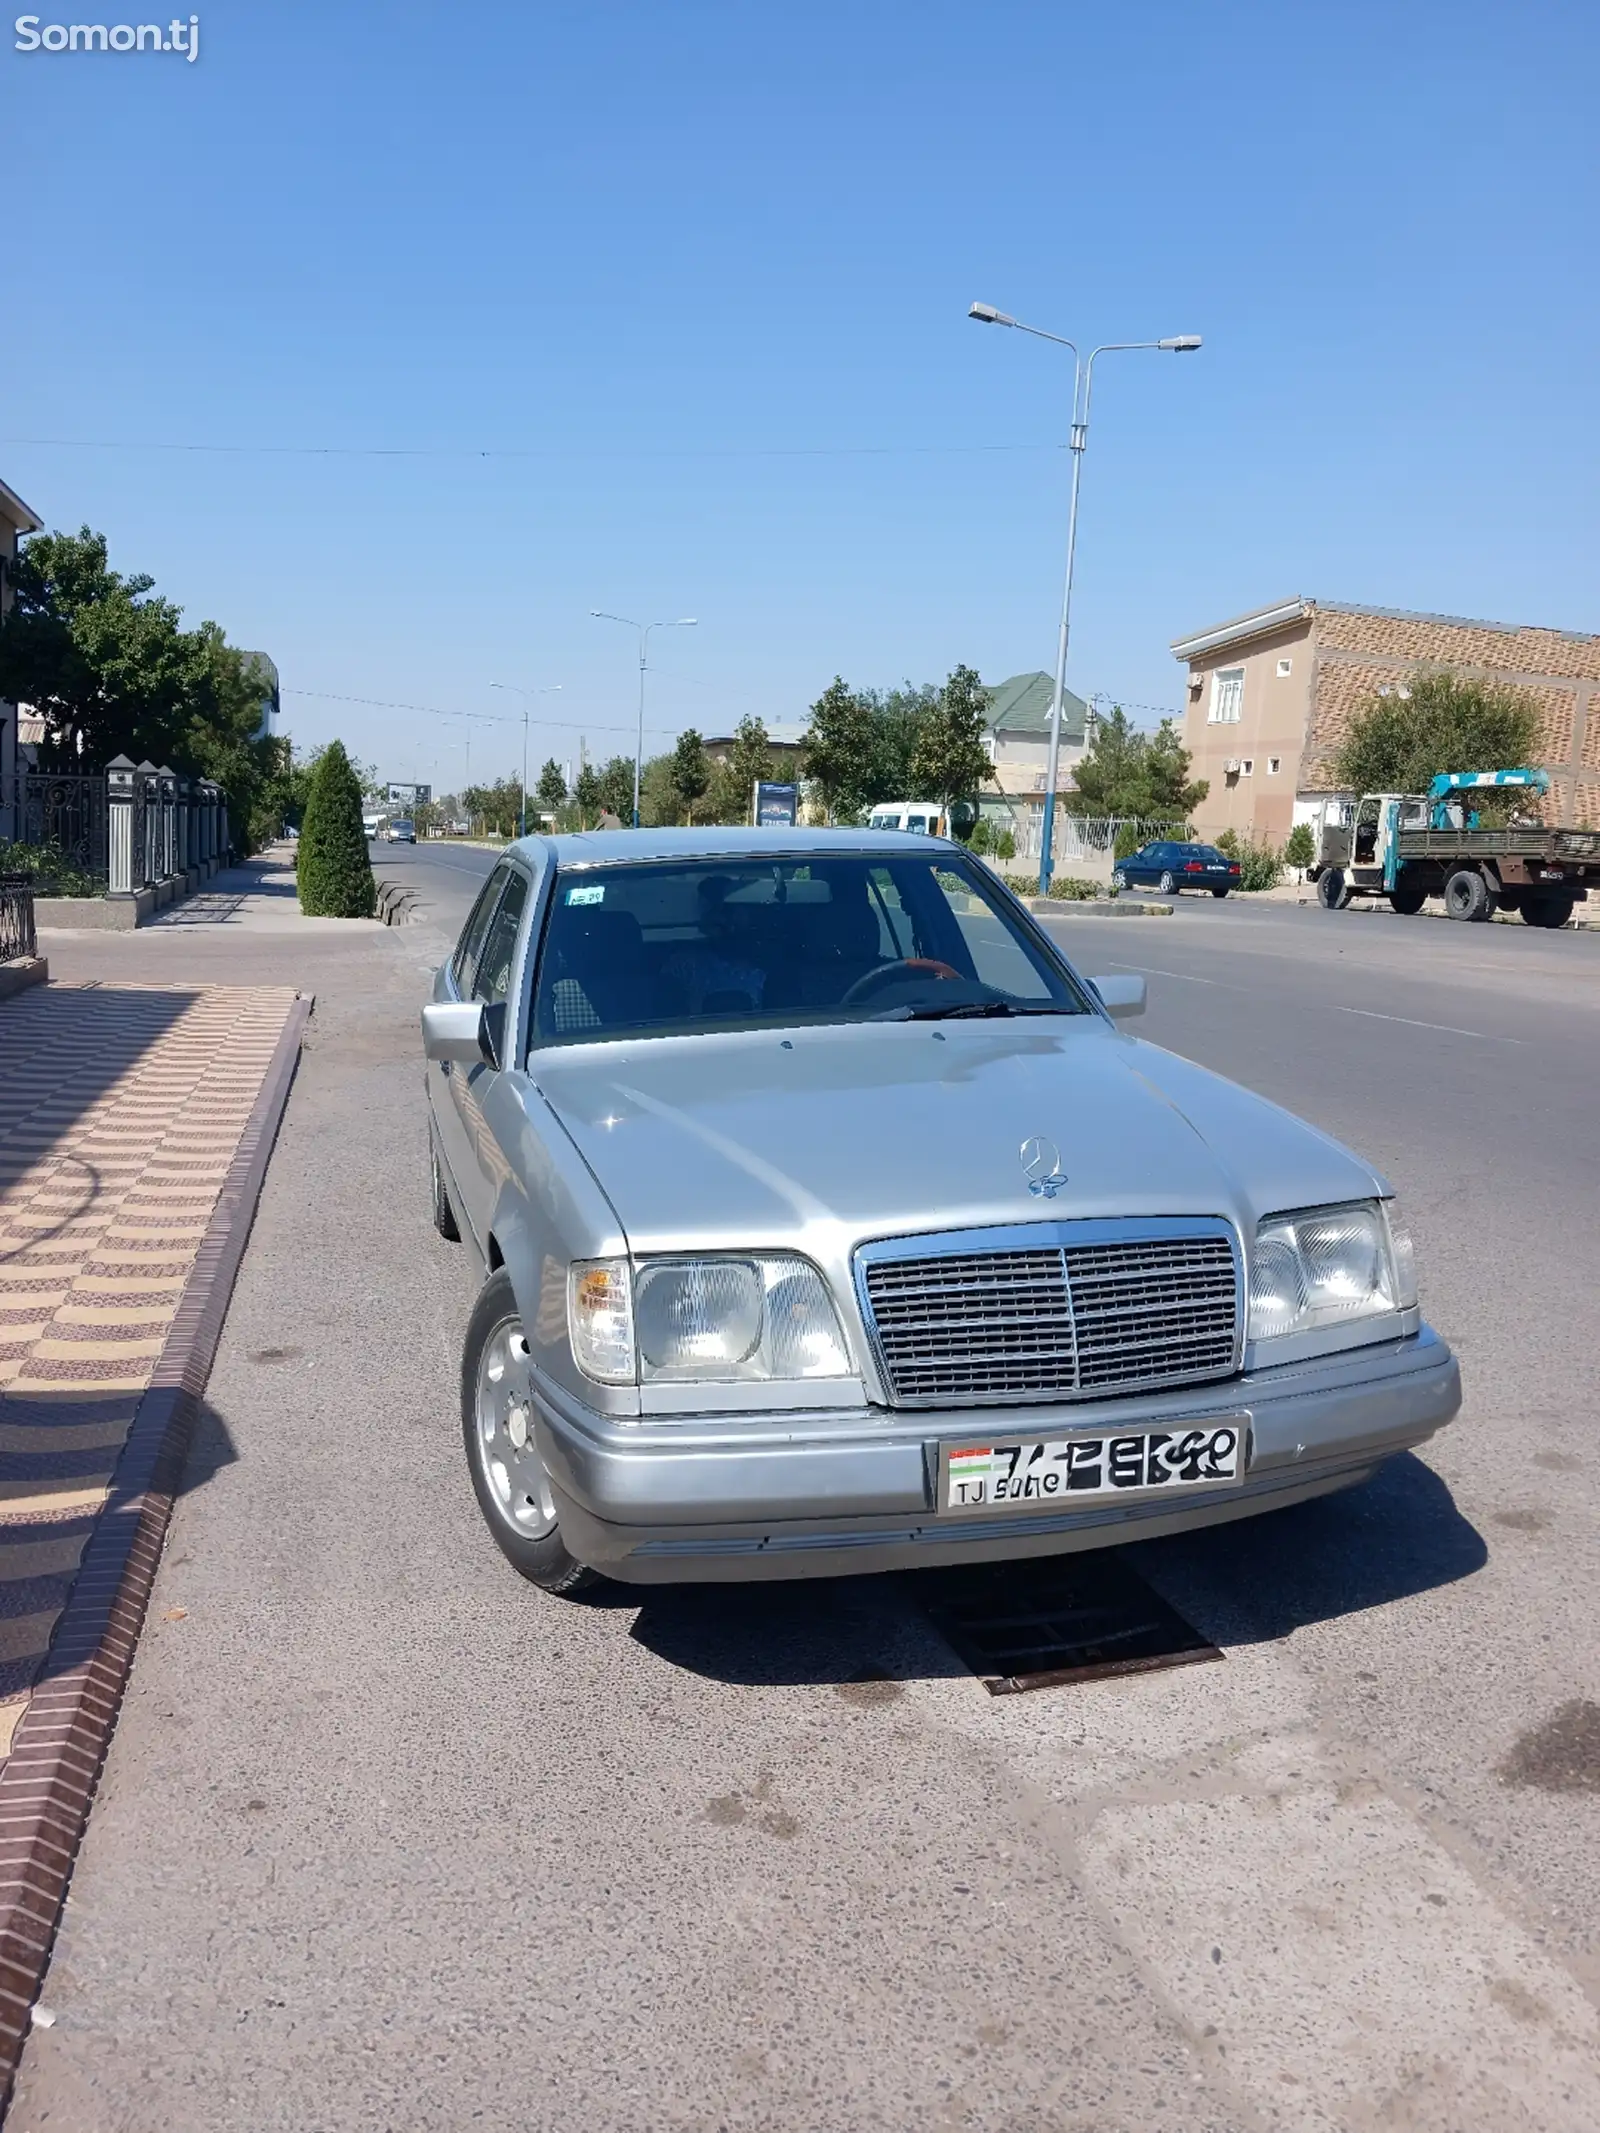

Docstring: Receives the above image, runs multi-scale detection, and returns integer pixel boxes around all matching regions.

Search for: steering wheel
[840,957,964,1006]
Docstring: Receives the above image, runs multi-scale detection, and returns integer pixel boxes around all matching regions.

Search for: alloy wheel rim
[474,1317,557,1539]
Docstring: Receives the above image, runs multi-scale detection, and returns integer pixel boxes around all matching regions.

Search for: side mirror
[1088,973,1146,1022]
[422,1000,496,1066]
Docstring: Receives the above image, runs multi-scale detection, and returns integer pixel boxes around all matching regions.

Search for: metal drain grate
[911,1552,1222,1695]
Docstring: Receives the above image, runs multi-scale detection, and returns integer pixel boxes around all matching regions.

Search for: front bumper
[535,1326,1460,1584]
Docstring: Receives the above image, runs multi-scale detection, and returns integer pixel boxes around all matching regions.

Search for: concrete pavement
[8,860,1600,2131]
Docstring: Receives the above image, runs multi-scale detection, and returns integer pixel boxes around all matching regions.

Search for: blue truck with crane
[1310,769,1600,927]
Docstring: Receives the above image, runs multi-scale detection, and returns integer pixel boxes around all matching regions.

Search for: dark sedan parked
[1113,841,1240,897]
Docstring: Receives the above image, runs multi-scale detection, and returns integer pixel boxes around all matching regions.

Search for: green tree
[911,664,994,809]
[670,728,711,823]
[597,755,635,821]
[1142,717,1209,819]
[535,758,568,814]
[800,677,877,823]
[0,526,286,851]
[297,741,376,917]
[463,777,524,838]
[639,751,682,827]
[707,715,774,823]
[868,682,940,800]
[1067,706,1206,823]
[1284,822,1315,872]
[1332,669,1543,795]
[573,762,604,827]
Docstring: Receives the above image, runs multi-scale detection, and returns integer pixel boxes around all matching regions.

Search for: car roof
[508,825,962,868]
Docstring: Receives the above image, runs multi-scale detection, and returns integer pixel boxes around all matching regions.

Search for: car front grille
[860,1229,1239,1405]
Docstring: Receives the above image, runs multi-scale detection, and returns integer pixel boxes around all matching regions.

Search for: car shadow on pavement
[622,1572,974,1689]
[1127,1450,1487,1648]
[617,1454,1485,1687]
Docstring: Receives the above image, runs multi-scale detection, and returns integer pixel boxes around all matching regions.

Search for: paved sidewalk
[0,983,301,1754]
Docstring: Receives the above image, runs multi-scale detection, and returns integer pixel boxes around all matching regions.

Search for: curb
[1026,898,1173,919]
[0,960,47,1004]
[0,992,313,2103]
[374,881,419,927]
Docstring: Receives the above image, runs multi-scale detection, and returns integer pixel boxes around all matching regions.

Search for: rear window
[529,852,1090,1047]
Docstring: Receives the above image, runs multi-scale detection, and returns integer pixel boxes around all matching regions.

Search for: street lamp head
[1158,335,1203,352]
[968,302,1014,326]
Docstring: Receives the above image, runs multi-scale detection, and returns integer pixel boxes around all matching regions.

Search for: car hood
[529,1019,1381,1256]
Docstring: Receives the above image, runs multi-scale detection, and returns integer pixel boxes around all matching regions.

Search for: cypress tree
[297,740,377,917]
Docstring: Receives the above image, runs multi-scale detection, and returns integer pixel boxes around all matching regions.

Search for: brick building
[1170,597,1600,843]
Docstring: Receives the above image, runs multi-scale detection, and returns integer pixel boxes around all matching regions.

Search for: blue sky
[5,0,1596,792]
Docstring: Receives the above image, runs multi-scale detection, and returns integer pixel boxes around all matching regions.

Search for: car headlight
[567,1254,852,1385]
[1248,1200,1415,1343]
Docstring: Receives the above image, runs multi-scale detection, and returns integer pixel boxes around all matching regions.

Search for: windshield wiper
[869,999,1080,1022]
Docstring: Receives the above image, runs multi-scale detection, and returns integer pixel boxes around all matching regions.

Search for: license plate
[938,1420,1246,1515]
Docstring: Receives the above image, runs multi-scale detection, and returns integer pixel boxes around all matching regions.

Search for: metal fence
[0,771,109,884]
[1012,809,1193,872]
[0,762,230,897]
[0,874,36,962]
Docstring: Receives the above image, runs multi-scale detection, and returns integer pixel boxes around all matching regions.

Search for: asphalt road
[13,854,1600,2132]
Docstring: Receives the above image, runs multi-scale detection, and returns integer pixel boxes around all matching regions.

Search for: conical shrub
[297,741,376,917]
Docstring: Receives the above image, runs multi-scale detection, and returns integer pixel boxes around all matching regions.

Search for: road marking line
[1107,963,1221,986]
[1332,1005,1522,1043]
[1110,964,1523,1041]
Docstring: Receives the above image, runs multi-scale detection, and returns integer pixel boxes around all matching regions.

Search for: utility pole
[968,305,1200,892]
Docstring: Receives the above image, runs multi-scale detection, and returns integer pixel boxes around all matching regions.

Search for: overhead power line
[283,688,677,740]
[2,435,1061,463]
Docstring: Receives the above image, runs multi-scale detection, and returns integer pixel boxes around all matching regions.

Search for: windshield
[529,852,1091,1046]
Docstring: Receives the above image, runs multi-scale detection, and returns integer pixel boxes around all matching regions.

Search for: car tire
[462,1270,596,1596]
[1158,870,1177,895]
[1521,894,1575,929]
[1443,868,1492,922]
[1211,885,1230,898]
[1389,886,1427,915]
[431,1143,461,1242]
[1317,867,1351,910]
[1111,870,1127,893]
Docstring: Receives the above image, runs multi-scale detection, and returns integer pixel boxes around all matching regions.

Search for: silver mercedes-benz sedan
[422,828,1459,1594]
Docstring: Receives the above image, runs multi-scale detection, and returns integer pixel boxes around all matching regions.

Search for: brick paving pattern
[0,983,299,1757]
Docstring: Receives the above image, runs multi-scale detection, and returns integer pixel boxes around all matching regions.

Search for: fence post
[106,757,136,895]
[156,766,176,881]
[136,762,158,887]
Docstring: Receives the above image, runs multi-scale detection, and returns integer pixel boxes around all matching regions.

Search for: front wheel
[1158,870,1177,895]
[462,1271,595,1594]
[1317,867,1351,910]
[1443,868,1492,922]
[1389,886,1427,915]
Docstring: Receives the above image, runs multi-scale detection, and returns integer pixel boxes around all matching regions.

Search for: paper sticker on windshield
[565,884,605,906]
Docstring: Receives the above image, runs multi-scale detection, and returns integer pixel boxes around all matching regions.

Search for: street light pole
[968,305,1201,894]
[491,683,563,837]
[591,612,698,826]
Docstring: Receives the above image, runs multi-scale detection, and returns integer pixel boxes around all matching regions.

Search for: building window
[1209,666,1244,724]
[1267,756,1281,775]
[1241,758,1254,776]
[1276,658,1292,677]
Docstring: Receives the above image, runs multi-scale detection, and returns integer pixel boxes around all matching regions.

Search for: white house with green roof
[978,670,1092,840]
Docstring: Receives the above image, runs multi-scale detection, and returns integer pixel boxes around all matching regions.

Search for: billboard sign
[754,780,799,827]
